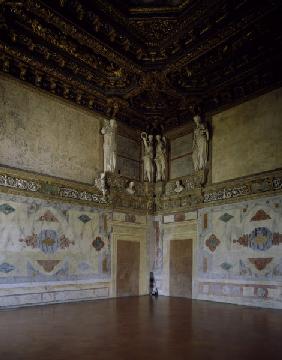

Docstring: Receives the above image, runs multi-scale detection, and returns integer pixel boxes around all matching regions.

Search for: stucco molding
[156,168,282,214]
[1,165,282,215]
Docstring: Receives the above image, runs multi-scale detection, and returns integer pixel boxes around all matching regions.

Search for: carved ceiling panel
[0,0,281,131]
[107,0,191,14]
[115,0,185,6]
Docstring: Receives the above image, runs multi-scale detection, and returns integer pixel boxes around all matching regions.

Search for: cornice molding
[155,169,282,215]
[1,165,281,215]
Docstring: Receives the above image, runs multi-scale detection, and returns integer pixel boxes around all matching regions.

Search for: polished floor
[0,296,282,360]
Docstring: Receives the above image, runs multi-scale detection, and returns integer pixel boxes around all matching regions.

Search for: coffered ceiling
[0,0,281,131]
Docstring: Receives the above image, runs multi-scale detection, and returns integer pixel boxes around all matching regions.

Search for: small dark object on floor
[151,287,158,297]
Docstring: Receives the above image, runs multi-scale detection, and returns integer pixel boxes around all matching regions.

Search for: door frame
[110,221,148,297]
[162,220,197,297]
[116,240,140,297]
[169,238,193,297]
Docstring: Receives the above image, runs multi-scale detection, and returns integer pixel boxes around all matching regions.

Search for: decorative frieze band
[203,185,249,203]
[164,170,205,196]
[0,174,41,192]
[204,174,282,204]
[58,187,107,204]
[156,171,282,213]
[0,169,106,207]
[273,177,282,190]
[0,167,281,213]
[0,168,148,211]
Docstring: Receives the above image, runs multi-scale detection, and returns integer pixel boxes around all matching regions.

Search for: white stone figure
[155,135,167,181]
[126,181,135,195]
[192,115,209,171]
[101,118,117,173]
[141,132,154,182]
[174,180,184,193]
[95,172,107,198]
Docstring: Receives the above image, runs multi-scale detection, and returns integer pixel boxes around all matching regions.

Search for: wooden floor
[0,296,282,360]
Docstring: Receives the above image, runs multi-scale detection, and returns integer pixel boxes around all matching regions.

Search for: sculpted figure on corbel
[155,135,167,182]
[192,115,209,171]
[165,172,206,196]
[125,181,135,195]
[101,118,117,173]
[141,132,154,182]
[174,179,184,193]
[95,172,108,200]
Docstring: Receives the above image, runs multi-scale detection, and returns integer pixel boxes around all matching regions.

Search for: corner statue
[155,135,167,181]
[141,132,154,182]
[192,115,209,171]
[101,119,117,173]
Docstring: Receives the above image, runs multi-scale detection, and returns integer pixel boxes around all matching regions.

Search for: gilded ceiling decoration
[0,0,281,130]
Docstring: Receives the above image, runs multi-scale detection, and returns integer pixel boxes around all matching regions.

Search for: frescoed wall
[0,191,151,307]
[169,132,193,179]
[116,135,141,180]
[149,212,197,297]
[212,87,282,183]
[0,192,112,307]
[196,195,282,308]
[0,75,281,310]
[111,211,148,297]
[0,75,103,183]
[150,196,282,308]
[165,122,194,180]
[0,75,150,308]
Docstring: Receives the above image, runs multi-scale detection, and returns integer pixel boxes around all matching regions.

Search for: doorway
[170,239,193,298]
[116,240,140,297]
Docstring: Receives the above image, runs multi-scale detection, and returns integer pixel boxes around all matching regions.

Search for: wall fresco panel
[0,193,112,287]
[212,87,282,183]
[0,76,103,183]
[117,135,140,161]
[170,155,193,179]
[196,195,282,308]
[170,133,193,159]
[116,156,140,180]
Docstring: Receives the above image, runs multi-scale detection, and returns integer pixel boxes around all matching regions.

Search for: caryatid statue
[101,118,117,173]
[141,132,154,182]
[155,135,167,181]
[192,115,209,171]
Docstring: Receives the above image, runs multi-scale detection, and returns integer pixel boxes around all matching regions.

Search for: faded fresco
[150,212,197,297]
[116,135,141,180]
[152,217,163,273]
[0,76,103,183]
[170,132,193,179]
[212,87,282,183]
[0,193,112,284]
[197,195,282,307]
